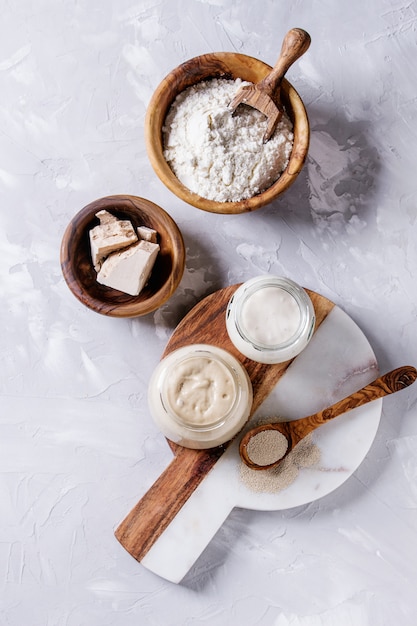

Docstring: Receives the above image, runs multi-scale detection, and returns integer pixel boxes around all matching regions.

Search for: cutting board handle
[114,286,336,582]
[115,445,225,567]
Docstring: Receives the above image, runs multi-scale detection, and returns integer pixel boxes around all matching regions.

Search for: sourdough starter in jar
[148,344,253,449]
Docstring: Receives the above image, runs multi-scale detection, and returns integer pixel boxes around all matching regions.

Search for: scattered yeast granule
[246,429,289,466]
[240,424,321,494]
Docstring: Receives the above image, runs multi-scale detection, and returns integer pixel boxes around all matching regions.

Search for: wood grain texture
[240,365,417,470]
[229,29,311,142]
[115,285,335,562]
[145,52,310,214]
[60,195,185,317]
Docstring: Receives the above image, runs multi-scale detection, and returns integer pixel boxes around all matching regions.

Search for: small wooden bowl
[145,52,310,215]
[60,195,186,317]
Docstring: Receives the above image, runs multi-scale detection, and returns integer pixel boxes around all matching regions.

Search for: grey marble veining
[1,0,417,624]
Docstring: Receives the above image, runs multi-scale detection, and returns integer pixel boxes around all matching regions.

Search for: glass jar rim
[158,347,243,432]
[230,276,314,352]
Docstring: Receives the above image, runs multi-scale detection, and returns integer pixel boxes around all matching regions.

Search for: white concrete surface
[1,0,417,624]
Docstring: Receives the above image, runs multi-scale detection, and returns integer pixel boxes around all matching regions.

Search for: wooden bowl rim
[60,194,186,317]
[145,51,310,215]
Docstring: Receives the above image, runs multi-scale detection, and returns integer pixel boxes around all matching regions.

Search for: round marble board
[115,285,381,583]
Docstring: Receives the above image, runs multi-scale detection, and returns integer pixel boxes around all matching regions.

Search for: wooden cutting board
[115,284,334,569]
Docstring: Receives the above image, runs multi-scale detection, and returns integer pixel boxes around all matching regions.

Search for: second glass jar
[226,275,316,364]
[148,344,253,449]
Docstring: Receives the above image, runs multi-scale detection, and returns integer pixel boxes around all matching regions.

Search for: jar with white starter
[226,275,316,364]
[148,344,253,449]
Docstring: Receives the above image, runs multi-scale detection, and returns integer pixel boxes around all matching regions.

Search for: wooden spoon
[229,27,311,142]
[239,365,417,471]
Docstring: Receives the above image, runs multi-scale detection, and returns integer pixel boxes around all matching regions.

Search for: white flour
[163,78,294,202]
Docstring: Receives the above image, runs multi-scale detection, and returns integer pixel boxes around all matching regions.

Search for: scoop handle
[289,365,417,443]
[259,28,311,96]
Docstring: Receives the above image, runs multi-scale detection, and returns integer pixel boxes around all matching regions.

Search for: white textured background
[1,0,417,624]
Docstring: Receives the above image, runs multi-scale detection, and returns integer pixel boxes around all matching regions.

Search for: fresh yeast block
[97,240,160,296]
[89,210,138,270]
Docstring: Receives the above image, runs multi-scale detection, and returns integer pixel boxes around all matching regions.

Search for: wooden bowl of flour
[145,52,309,214]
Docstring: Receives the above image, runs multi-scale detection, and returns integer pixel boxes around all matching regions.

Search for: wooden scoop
[239,365,417,471]
[229,27,311,142]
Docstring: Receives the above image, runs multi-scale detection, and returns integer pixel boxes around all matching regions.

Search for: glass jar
[226,275,315,364]
[148,344,253,449]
